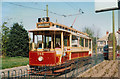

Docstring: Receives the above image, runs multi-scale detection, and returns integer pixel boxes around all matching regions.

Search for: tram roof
[29,27,90,39]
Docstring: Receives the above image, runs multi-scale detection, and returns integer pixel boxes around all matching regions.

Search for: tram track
[1,54,104,78]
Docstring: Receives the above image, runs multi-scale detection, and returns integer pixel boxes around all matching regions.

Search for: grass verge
[2,56,29,69]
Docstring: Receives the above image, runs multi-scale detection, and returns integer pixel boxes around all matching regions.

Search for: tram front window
[55,35,61,48]
[44,36,51,49]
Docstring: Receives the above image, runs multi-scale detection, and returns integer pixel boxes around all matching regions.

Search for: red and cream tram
[29,17,92,73]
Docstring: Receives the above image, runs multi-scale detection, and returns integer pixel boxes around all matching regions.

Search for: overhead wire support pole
[112,10,115,60]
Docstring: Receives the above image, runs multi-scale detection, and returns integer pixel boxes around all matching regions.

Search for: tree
[2,22,10,56]
[82,27,99,53]
[6,23,29,57]
[82,27,94,38]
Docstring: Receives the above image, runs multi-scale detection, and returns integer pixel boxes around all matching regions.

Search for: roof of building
[97,32,119,42]
[97,34,109,41]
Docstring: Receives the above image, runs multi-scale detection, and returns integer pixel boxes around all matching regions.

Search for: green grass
[2,56,29,69]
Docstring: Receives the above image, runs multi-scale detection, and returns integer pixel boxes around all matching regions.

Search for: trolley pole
[46,5,48,17]
[112,10,116,60]
[46,5,49,47]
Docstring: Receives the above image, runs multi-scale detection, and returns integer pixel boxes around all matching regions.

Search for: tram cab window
[34,35,42,49]
[55,35,61,48]
[38,41,42,49]
[44,36,51,49]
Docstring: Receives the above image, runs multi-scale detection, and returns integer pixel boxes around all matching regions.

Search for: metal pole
[112,10,116,60]
[96,37,97,56]
[46,5,48,17]
[95,37,97,65]
[46,5,49,47]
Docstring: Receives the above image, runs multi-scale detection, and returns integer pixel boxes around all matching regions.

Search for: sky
[2,1,119,38]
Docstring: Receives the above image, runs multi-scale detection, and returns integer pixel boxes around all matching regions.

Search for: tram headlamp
[38,56,43,61]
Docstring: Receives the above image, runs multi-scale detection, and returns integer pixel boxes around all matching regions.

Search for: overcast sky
[2,1,119,38]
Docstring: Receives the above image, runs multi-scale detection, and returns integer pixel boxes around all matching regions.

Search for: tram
[28,17,92,74]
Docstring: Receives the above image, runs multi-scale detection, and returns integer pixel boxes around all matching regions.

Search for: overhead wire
[8,2,84,17]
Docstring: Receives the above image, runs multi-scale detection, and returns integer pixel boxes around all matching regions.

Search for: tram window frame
[85,39,88,47]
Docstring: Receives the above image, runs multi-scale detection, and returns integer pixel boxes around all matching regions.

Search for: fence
[1,54,104,79]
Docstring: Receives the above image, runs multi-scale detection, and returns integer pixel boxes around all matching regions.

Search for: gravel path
[78,60,120,78]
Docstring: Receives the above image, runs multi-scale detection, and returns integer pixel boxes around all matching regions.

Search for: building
[97,30,119,54]
[117,28,120,53]
[97,32,109,53]
[117,28,120,46]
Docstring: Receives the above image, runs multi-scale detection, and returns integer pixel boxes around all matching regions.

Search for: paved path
[78,60,120,78]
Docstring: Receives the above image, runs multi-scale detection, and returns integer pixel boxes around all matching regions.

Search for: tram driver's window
[56,38,61,48]
[55,35,61,48]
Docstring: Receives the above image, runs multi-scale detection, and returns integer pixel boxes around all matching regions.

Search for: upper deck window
[56,25,59,28]
[60,26,62,28]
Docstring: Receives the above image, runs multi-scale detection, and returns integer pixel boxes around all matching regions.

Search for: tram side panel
[29,51,57,66]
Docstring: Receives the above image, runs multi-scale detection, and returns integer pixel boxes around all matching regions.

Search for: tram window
[44,36,51,48]
[34,35,42,49]
[79,37,82,46]
[72,35,78,47]
[85,39,88,47]
[81,38,84,47]
[89,40,91,49]
[60,26,62,28]
[64,36,67,46]
[68,29,70,31]
[55,35,61,48]
[38,43,42,48]
[56,25,59,28]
